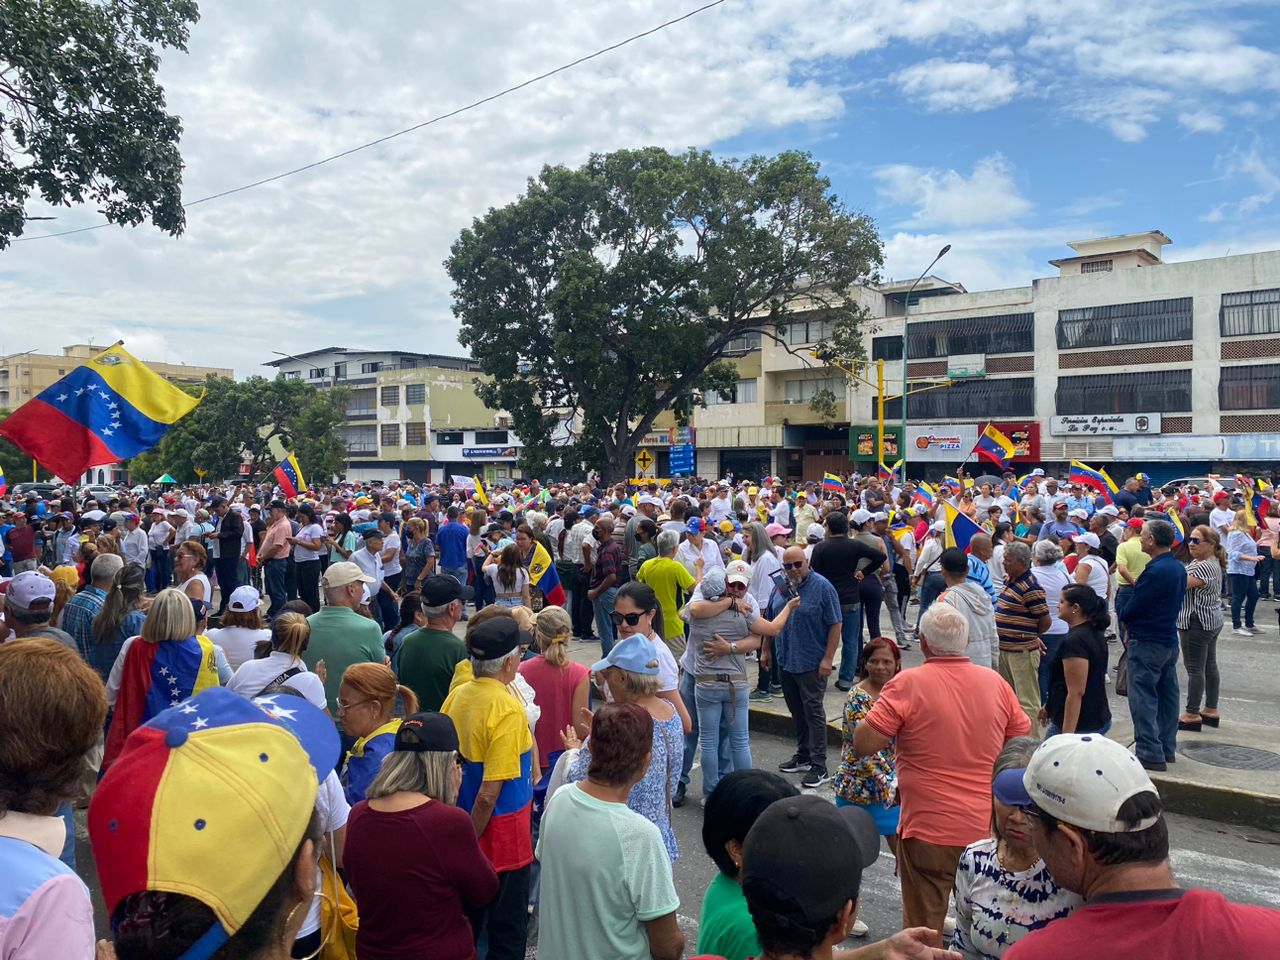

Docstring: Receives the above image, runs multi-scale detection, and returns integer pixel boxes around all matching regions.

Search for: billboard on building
[906,425,979,461]
[992,422,1040,461]
[849,425,901,460]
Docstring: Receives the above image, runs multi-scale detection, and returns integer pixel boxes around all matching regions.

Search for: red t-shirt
[344,799,499,960]
[1005,888,1280,959]
[5,524,35,562]
[864,657,1030,846]
[518,655,589,762]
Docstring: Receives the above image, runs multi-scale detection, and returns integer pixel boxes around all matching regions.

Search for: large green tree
[446,147,882,481]
[125,376,349,485]
[0,0,199,247]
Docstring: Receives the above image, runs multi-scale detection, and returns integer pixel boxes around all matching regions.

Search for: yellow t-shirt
[636,556,696,641]
[1116,537,1150,584]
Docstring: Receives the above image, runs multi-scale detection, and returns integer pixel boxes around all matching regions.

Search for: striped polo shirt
[995,570,1050,652]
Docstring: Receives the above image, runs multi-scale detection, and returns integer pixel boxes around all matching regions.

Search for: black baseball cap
[741,795,880,933]
[394,712,459,753]
[421,574,474,606]
[269,500,287,510]
[467,617,532,661]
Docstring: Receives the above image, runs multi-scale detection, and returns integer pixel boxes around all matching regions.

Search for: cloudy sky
[3,0,1280,377]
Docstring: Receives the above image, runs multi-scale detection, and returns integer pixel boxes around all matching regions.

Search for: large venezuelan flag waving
[0,343,202,482]
[527,541,566,606]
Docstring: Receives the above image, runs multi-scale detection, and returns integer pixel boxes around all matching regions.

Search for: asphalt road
[72,727,1280,958]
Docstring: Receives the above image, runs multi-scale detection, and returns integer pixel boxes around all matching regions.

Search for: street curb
[749,704,1280,830]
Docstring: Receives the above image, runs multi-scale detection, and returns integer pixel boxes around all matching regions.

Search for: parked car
[1166,476,1238,492]
[11,481,63,500]
[81,484,118,503]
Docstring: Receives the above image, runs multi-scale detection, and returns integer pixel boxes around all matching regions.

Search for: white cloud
[1201,148,1280,221]
[1178,110,1226,134]
[893,59,1019,112]
[873,154,1033,229]
[880,226,1072,294]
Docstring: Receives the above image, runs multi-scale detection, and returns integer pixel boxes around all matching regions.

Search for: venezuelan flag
[0,343,201,483]
[527,541,566,606]
[973,423,1016,468]
[102,634,220,772]
[1068,460,1118,503]
[912,481,936,508]
[1236,476,1259,528]
[822,472,845,495]
[941,500,982,551]
[273,452,307,498]
[0,463,5,496]
[879,458,904,482]
[1168,510,1185,545]
[473,475,489,507]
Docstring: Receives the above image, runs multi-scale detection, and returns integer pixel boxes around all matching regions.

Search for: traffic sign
[635,449,655,477]
[194,468,207,479]
[669,444,694,475]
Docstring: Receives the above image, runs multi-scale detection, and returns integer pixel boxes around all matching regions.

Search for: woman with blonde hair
[1226,510,1263,635]
[519,605,590,773]
[401,516,435,590]
[339,661,420,804]
[172,538,211,603]
[344,711,498,960]
[1179,525,1228,730]
[226,611,327,709]
[101,587,229,771]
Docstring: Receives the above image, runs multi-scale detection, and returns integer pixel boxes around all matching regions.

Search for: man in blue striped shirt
[59,554,122,660]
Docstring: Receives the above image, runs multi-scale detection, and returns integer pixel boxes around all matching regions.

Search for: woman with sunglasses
[1178,525,1226,731]
[338,662,420,804]
[345,711,498,960]
[1040,585,1112,737]
[563,625,685,860]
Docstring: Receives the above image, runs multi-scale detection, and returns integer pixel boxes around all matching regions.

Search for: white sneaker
[1233,627,1251,636]
[943,915,957,937]
[850,919,869,938]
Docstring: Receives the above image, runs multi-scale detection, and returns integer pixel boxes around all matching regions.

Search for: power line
[15,0,728,243]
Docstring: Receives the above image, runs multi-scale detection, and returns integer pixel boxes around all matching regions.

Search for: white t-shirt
[227,651,326,708]
[1076,554,1110,600]
[1210,507,1235,532]
[382,531,402,575]
[207,625,273,671]
[147,521,173,550]
[769,499,792,527]
[294,523,325,562]
[747,550,782,610]
[675,537,724,577]
[646,632,679,694]
[708,496,732,522]
[178,573,212,604]
[485,565,530,604]
[299,771,350,938]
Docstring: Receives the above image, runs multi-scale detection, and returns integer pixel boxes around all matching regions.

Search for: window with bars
[1221,288,1280,336]
[784,377,845,403]
[380,423,400,446]
[405,383,426,405]
[882,377,1033,420]
[346,388,375,416]
[871,313,1034,361]
[786,318,836,345]
[380,386,399,405]
[1056,297,1192,349]
[405,422,427,445]
[705,378,758,405]
[361,361,381,374]
[1080,259,1113,273]
[1056,370,1191,415]
[1220,364,1280,410]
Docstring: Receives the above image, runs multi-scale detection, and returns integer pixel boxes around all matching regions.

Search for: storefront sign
[1051,414,1161,436]
[463,446,519,459]
[640,426,697,448]
[849,425,901,460]
[1114,434,1280,461]
[992,422,1040,461]
[906,424,979,461]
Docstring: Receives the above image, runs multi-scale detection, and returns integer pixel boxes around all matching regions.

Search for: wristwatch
[730,641,738,654]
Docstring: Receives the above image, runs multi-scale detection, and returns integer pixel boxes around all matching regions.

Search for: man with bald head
[764,545,843,789]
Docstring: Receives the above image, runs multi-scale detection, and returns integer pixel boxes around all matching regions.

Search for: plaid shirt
[60,586,107,661]
[589,539,622,590]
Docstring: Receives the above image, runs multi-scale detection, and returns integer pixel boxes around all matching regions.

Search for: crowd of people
[1,464,1279,959]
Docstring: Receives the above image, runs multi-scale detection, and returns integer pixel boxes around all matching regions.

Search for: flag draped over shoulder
[0,343,202,482]
[941,500,982,551]
[973,423,1016,468]
[103,635,221,771]
[527,541,565,606]
[273,453,307,498]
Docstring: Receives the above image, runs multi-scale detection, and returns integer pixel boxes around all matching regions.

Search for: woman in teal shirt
[697,770,798,959]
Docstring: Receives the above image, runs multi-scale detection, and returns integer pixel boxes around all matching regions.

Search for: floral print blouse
[834,686,896,807]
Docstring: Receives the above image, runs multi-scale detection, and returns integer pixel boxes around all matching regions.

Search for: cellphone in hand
[770,569,798,601]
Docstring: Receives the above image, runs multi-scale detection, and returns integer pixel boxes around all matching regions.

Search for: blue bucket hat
[590,634,660,675]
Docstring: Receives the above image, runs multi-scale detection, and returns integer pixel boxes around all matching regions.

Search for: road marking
[1171,848,1280,907]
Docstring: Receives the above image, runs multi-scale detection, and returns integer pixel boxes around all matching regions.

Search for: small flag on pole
[822,472,845,495]
[272,453,307,499]
[973,423,1016,468]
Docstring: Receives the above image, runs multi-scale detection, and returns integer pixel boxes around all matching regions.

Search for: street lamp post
[898,244,951,476]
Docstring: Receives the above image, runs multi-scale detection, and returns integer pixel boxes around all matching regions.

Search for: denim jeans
[592,587,618,656]
[680,669,731,787]
[695,682,752,798]
[1045,718,1112,738]
[1228,572,1259,628]
[572,567,595,638]
[1127,640,1181,763]
[1038,631,1067,704]
[264,558,287,619]
[837,602,862,684]
[58,802,75,870]
[915,572,946,628]
[1258,554,1279,598]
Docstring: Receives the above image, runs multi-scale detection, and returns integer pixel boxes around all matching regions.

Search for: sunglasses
[782,561,805,570]
[610,610,648,627]
[1186,537,1202,544]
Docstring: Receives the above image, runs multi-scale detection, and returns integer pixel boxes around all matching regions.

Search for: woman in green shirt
[697,769,798,960]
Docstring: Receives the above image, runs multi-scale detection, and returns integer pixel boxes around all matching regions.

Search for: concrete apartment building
[679,231,1280,484]
[263,347,527,483]
[0,343,231,410]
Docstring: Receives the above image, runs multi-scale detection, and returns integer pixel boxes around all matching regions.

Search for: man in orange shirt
[257,499,293,620]
[854,602,1030,936]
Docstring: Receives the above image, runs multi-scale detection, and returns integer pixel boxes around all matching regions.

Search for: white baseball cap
[851,508,872,525]
[1099,505,1119,517]
[4,570,56,611]
[931,519,946,532]
[227,585,266,613]
[995,734,1160,834]
[1068,508,1089,520]
[1074,532,1101,549]
[725,559,751,586]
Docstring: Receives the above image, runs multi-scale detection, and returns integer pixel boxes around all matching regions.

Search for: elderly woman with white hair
[1032,538,1073,704]
[853,602,1032,937]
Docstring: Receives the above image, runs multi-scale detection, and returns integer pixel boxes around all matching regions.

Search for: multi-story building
[263,347,528,483]
[0,343,231,409]
[691,232,1280,484]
